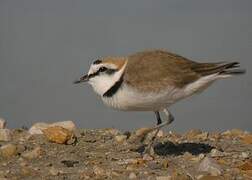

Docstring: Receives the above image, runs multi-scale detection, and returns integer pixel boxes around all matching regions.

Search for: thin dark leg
[143,109,175,155]
[155,111,162,125]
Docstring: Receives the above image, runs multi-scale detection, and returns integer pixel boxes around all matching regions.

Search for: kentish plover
[74,50,245,151]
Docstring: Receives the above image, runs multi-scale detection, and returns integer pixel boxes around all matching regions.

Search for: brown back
[124,50,222,92]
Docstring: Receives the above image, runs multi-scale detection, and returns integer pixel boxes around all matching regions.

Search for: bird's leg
[143,108,174,155]
[155,111,162,125]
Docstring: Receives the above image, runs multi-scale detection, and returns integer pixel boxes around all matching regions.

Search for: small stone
[42,126,74,144]
[162,159,169,168]
[49,167,60,176]
[135,128,152,137]
[241,134,252,144]
[241,152,249,159]
[29,121,76,135]
[142,153,154,161]
[105,128,121,136]
[222,129,244,138]
[198,157,222,176]
[0,129,12,141]
[210,149,224,157]
[114,135,127,143]
[93,165,105,176]
[50,121,76,131]
[191,153,205,162]
[195,132,209,140]
[156,175,172,180]
[198,175,224,180]
[0,144,17,158]
[0,118,6,129]
[22,147,44,159]
[129,172,137,179]
[28,122,49,134]
[239,160,252,171]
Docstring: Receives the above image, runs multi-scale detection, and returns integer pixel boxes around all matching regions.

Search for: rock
[42,126,74,144]
[0,129,12,141]
[241,134,252,144]
[105,128,121,136]
[0,118,6,129]
[195,132,209,140]
[129,172,137,179]
[0,144,18,158]
[198,175,224,180]
[222,129,245,138]
[28,123,49,134]
[239,160,252,171]
[198,157,222,176]
[29,121,76,135]
[241,152,249,159]
[61,160,79,167]
[135,128,152,137]
[22,147,44,159]
[156,176,172,180]
[142,153,154,161]
[114,135,127,143]
[191,153,205,162]
[49,167,60,176]
[93,165,105,176]
[210,149,224,157]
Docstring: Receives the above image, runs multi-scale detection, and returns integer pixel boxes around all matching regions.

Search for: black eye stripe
[93,59,102,64]
[88,67,118,78]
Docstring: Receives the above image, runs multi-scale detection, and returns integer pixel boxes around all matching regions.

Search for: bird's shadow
[135,140,214,156]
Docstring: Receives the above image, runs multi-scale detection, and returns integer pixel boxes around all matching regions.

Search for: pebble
[105,128,121,136]
[0,144,17,158]
[198,157,222,176]
[197,175,224,180]
[49,167,60,176]
[22,146,44,159]
[0,118,6,129]
[239,160,252,171]
[129,172,137,179]
[191,153,205,162]
[135,128,152,137]
[28,121,76,135]
[156,176,172,180]
[42,126,74,144]
[241,134,252,144]
[241,152,249,159]
[210,149,224,157]
[93,165,105,176]
[0,129,12,141]
[114,135,127,143]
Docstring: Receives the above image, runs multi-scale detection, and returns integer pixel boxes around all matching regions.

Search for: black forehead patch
[93,59,102,65]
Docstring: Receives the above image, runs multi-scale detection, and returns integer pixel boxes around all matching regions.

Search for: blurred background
[0,0,251,132]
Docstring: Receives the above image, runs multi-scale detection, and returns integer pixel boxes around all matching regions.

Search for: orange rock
[241,134,252,144]
[239,160,252,171]
[42,126,73,144]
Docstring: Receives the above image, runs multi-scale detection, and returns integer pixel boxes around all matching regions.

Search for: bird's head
[74,57,127,96]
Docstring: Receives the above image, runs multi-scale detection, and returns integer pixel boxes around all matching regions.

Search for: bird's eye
[99,67,107,72]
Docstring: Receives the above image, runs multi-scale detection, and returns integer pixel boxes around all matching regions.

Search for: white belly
[101,84,185,111]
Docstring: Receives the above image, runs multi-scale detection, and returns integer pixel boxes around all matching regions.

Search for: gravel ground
[0,126,252,180]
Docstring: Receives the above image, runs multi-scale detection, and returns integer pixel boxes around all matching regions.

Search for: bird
[74,49,245,152]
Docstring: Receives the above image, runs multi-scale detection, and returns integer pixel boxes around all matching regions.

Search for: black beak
[73,74,89,84]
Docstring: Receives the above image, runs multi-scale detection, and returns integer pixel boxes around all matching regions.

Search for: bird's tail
[192,62,246,77]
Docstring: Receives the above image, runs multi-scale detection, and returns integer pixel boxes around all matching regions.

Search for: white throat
[88,62,127,96]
